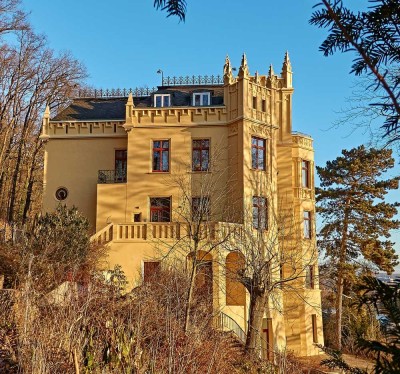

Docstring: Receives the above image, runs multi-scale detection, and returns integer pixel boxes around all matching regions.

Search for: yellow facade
[41,53,324,357]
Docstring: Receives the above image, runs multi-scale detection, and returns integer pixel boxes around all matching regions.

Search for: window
[253,196,268,229]
[192,139,210,171]
[302,160,311,188]
[251,136,266,170]
[55,187,68,201]
[143,261,161,283]
[304,210,312,239]
[311,314,318,343]
[193,92,210,106]
[154,94,170,107]
[305,265,315,289]
[262,99,266,112]
[152,140,169,172]
[192,196,210,221]
[115,149,127,182]
[252,96,257,109]
[150,197,171,222]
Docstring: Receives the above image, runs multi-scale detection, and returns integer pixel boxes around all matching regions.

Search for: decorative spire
[254,70,260,84]
[44,104,50,118]
[268,64,274,77]
[127,92,135,107]
[281,51,293,88]
[223,55,233,84]
[281,51,292,73]
[125,92,135,129]
[238,53,249,78]
[40,104,51,142]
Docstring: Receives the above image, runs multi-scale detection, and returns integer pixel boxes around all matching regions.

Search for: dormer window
[154,94,171,107]
[193,92,210,106]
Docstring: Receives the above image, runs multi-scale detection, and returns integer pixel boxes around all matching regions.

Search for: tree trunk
[245,289,267,357]
[334,203,350,351]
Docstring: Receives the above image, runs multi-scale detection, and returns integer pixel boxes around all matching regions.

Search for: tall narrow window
[312,314,318,343]
[192,196,210,221]
[193,92,210,106]
[253,196,268,230]
[251,137,266,170]
[154,94,171,107]
[262,99,266,112]
[304,211,312,239]
[192,139,210,171]
[150,197,171,222]
[253,96,257,109]
[302,160,311,188]
[115,150,127,182]
[305,265,315,289]
[152,140,169,172]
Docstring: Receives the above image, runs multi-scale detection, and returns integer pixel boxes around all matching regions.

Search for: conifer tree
[316,145,399,351]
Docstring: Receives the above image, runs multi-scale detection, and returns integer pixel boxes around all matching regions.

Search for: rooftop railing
[162,75,223,86]
[75,75,223,98]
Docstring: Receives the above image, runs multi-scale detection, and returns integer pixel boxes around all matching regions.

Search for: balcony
[98,169,126,184]
[92,221,243,244]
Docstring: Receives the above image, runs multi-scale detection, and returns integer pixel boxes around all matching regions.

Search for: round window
[55,187,68,201]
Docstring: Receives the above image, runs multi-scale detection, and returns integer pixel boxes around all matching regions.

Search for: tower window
[193,92,210,106]
[154,94,171,107]
[251,136,266,170]
[303,211,312,239]
[253,96,257,109]
[192,196,210,221]
[302,160,311,188]
[252,196,268,230]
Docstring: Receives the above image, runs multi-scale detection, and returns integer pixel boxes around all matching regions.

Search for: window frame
[191,196,211,221]
[152,139,170,172]
[303,210,312,239]
[154,94,171,107]
[192,138,210,172]
[305,265,315,289]
[251,136,266,171]
[193,92,211,106]
[252,196,268,230]
[302,160,311,188]
[311,314,318,343]
[149,197,171,222]
[115,149,127,182]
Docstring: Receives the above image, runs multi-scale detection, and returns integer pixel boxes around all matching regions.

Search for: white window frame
[154,94,171,107]
[193,92,211,106]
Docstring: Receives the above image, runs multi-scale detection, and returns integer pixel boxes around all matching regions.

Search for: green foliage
[317,145,399,274]
[355,276,400,373]
[30,204,90,267]
[310,0,400,143]
[153,0,187,21]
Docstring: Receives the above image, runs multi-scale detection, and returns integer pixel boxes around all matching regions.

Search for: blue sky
[23,0,399,268]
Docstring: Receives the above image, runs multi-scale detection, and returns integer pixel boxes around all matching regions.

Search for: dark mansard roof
[51,85,224,122]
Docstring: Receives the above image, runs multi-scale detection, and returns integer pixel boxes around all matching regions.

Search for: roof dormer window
[193,92,210,106]
[154,94,171,107]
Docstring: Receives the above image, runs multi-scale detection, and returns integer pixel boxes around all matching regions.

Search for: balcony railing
[98,169,126,184]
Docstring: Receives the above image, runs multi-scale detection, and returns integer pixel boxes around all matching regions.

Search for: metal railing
[98,170,126,184]
[216,311,246,344]
[162,74,223,86]
[77,87,157,98]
